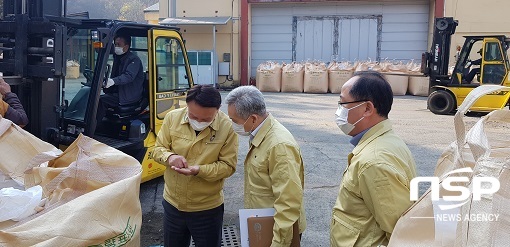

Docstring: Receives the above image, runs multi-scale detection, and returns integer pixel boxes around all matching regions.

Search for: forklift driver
[0,77,29,127]
[96,34,144,123]
[464,48,482,83]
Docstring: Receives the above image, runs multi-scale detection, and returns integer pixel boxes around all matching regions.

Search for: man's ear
[250,114,258,124]
[363,101,376,117]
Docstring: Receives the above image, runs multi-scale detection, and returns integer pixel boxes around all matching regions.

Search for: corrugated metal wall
[250,1,429,76]
[294,16,380,62]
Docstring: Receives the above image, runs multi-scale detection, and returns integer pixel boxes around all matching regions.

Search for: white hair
[225,86,266,119]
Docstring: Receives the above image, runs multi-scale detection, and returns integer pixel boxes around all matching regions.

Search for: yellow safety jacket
[153,107,238,212]
[244,114,306,247]
[330,120,417,247]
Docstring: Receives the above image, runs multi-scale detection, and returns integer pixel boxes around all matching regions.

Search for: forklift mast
[3,0,64,19]
[0,0,68,140]
[2,0,67,77]
[422,17,458,86]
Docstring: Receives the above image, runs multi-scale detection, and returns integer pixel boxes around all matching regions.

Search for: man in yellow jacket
[153,85,238,247]
[331,71,417,246]
[226,86,306,247]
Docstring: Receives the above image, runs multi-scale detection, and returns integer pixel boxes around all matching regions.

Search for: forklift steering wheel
[82,67,94,86]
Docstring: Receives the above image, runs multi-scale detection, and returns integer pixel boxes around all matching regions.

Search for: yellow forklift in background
[422,17,510,114]
[0,0,193,182]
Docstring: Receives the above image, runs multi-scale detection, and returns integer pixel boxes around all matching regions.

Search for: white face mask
[232,118,250,136]
[114,46,125,56]
[335,102,366,135]
[189,118,212,131]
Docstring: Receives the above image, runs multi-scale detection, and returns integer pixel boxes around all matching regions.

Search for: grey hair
[225,86,266,119]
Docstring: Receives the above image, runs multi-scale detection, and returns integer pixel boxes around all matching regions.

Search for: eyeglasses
[338,100,368,107]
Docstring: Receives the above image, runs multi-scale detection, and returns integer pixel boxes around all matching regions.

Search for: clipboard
[247,216,300,247]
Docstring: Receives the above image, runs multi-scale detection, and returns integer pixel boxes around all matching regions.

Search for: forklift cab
[451,36,510,85]
[61,21,193,181]
[424,17,510,115]
[0,3,193,182]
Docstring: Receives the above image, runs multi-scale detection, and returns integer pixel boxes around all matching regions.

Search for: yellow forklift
[422,17,510,114]
[0,0,193,182]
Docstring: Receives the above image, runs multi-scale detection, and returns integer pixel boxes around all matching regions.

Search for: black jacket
[109,51,144,105]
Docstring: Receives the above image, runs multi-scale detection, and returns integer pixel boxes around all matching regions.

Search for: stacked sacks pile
[353,60,385,74]
[353,60,425,96]
[407,62,429,96]
[254,59,431,96]
[281,62,304,93]
[354,61,370,72]
[256,61,282,92]
[382,62,409,96]
[304,61,328,93]
[328,61,356,94]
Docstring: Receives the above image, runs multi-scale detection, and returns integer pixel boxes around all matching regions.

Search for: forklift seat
[105,72,149,118]
[107,98,148,118]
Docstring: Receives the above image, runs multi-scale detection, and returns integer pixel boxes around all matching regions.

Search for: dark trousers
[96,93,119,122]
[465,68,480,82]
[163,200,224,247]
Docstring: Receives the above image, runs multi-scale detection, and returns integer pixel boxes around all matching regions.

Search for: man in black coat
[97,34,144,122]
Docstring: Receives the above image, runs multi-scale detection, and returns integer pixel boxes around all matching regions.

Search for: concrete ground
[139,91,492,246]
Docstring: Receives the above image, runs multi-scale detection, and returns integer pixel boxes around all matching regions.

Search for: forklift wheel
[428,90,455,115]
